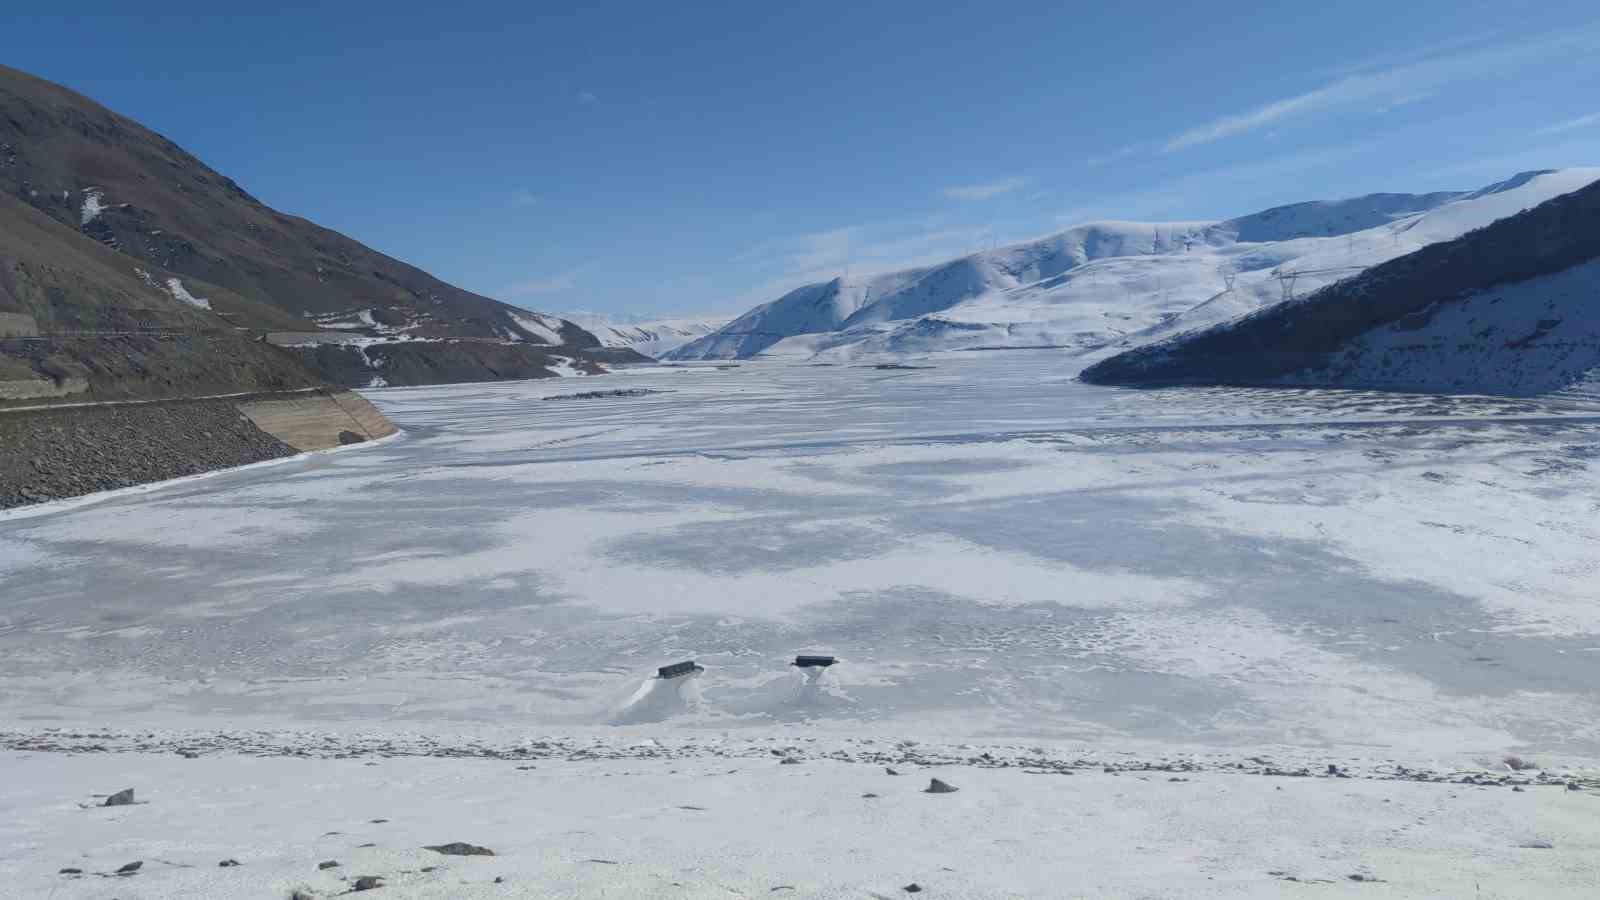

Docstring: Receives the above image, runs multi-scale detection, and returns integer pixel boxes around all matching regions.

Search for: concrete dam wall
[1,388,398,509]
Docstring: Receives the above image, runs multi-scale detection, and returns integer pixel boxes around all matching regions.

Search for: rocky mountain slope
[669,170,1600,362]
[1079,176,1600,395]
[0,64,638,397]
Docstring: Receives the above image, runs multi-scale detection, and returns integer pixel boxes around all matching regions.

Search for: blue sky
[7,2,1600,318]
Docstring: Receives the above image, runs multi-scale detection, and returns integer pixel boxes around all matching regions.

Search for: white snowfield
[4,743,1598,899]
[668,169,1600,362]
[559,311,731,357]
[4,356,1600,897]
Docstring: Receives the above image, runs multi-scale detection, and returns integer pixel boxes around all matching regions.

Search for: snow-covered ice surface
[3,354,1600,750]
[5,354,1600,896]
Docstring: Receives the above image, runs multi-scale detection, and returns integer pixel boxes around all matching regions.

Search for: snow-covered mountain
[1081,173,1600,395]
[558,312,730,358]
[668,170,1600,362]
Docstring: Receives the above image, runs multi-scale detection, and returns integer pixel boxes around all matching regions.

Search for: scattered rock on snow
[115,860,142,874]
[779,757,802,765]
[104,788,135,806]
[352,875,383,891]
[219,858,241,867]
[318,860,340,869]
[925,778,959,794]
[885,767,900,776]
[1519,840,1555,849]
[291,892,315,900]
[904,883,924,893]
[58,867,82,875]
[424,842,495,856]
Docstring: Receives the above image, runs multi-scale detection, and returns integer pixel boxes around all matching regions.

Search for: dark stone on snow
[219,858,241,867]
[353,875,383,891]
[424,842,495,856]
[925,778,959,794]
[115,860,142,874]
[885,767,900,776]
[904,883,924,893]
[58,867,82,875]
[318,860,340,869]
[104,788,135,806]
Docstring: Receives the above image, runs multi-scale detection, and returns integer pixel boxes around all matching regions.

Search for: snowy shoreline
[5,733,1598,898]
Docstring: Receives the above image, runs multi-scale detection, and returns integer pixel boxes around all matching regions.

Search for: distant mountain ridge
[0,64,636,398]
[1079,175,1600,395]
[668,170,1600,363]
[557,312,730,358]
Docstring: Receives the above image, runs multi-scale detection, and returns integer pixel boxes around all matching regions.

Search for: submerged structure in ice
[793,655,837,669]
[611,663,707,724]
[658,660,704,679]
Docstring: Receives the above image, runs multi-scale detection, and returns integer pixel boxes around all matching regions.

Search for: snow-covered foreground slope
[6,740,1599,899]
[559,312,730,358]
[669,170,1600,362]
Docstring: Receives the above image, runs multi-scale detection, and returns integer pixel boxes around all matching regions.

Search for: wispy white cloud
[1056,139,1387,227]
[1534,111,1600,136]
[1085,142,1151,168]
[501,271,579,298]
[943,176,1031,201]
[1162,24,1600,153]
[510,189,540,207]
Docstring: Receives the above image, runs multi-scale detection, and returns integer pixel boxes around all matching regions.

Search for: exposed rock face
[424,842,495,856]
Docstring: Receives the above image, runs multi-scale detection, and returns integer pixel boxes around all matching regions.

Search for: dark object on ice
[353,875,383,891]
[370,819,388,824]
[542,388,667,401]
[338,430,367,445]
[58,868,82,875]
[904,883,924,893]
[318,860,340,869]
[885,767,900,776]
[291,892,315,900]
[925,778,959,794]
[116,860,142,874]
[862,793,880,799]
[792,655,836,668]
[1567,782,1583,791]
[657,660,703,680]
[1513,785,1526,792]
[219,858,241,867]
[104,788,135,806]
[1519,840,1555,849]
[779,757,802,765]
[424,842,495,856]
[494,876,505,884]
